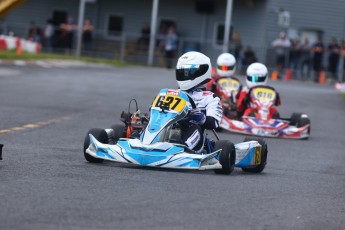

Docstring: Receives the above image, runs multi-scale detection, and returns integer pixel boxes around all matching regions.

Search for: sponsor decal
[202,91,212,96]
[167,89,180,96]
[254,146,262,165]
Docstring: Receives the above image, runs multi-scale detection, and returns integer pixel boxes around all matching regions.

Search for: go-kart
[219,85,311,139]
[214,77,242,119]
[83,88,268,174]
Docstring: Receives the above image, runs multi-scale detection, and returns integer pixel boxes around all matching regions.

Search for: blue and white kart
[84,88,268,174]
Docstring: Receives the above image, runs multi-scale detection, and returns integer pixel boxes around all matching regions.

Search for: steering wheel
[187,95,197,109]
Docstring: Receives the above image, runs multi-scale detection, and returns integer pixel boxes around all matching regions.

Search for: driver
[237,62,281,118]
[176,51,222,151]
[206,52,242,98]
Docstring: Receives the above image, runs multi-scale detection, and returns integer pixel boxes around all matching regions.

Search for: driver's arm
[204,94,222,129]
[275,92,281,106]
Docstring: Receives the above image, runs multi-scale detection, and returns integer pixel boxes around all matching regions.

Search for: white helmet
[246,62,268,88]
[216,53,236,77]
[176,51,212,90]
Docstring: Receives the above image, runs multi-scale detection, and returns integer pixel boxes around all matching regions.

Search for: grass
[0,50,127,67]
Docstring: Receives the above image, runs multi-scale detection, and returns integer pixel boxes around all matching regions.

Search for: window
[107,15,123,36]
[52,10,67,26]
[215,23,233,45]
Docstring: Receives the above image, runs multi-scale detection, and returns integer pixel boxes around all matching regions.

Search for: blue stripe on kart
[236,148,255,168]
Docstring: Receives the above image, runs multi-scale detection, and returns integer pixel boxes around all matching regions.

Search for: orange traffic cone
[271,70,278,81]
[285,68,292,81]
[319,70,326,84]
[16,38,22,56]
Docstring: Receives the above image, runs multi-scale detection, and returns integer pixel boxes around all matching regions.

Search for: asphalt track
[0,64,345,230]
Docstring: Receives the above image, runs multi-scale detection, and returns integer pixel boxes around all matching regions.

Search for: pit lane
[0,64,344,230]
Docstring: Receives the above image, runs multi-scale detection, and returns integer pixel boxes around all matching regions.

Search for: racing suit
[180,87,223,151]
[237,85,281,119]
[206,74,242,119]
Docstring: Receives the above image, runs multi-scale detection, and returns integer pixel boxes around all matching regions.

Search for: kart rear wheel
[110,124,126,143]
[289,113,311,138]
[241,136,267,173]
[214,140,236,175]
[83,128,107,163]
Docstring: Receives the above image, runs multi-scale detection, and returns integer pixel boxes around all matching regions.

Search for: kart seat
[167,129,182,144]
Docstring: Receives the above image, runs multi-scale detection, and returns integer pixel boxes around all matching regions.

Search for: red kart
[219,85,311,140]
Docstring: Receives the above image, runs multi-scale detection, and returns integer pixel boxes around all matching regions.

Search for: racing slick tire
[289,113,311,138]
[241,136,267,173]
[110,124,126,143]
[214,140,236,175]
[83,128,107,163]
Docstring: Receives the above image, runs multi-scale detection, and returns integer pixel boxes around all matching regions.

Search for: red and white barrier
[0,35,41,54]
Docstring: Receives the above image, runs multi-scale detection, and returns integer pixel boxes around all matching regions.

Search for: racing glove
[188,110,206,125]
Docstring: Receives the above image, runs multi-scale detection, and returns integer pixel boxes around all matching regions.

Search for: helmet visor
[247,75,267,83]
[217,65,235,71]
[176,64,209,81]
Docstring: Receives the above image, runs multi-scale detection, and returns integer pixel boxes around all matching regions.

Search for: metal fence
[1,21,344,83]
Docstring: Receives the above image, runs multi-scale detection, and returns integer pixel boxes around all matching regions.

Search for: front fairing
[218,78,241,97]
[250,86,277,121]
[140,88,191,144]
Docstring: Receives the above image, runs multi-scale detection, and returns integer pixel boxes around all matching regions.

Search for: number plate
[251,87,276,103]
[152,93,186,113]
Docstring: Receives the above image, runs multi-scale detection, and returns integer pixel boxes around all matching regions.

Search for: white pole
[148,0,159,65]
[76,0,86,58]
[223,0,233,53]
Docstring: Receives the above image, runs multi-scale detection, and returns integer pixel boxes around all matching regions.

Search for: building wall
[265,0,345,68]
[4,0,345,69]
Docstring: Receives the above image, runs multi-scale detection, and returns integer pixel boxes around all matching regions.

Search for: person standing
[82,19,94,54]
[43,19,54,52]
[155,25,166,67]
[340,40,345,83]
[312,36,325,83]
[289,39,302,79]
[300,37,312,80]
[229,31,242,62]
[241,45,258,74]
[271,32,291,78]
[327,37,340,83]
[164,26,178,69]
[59,17,76,54]
[27,21,42,43]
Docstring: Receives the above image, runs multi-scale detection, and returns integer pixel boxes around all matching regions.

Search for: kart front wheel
[83,128,108,163]
[110,124,126,143]
[214,140,236,175]
[241,136,267,173]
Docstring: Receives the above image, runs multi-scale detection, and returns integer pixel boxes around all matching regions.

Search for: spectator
[138,22,150,50]
[327,37,340,82]
[340,39,345,83]
[82,19,94,54]
[59,17,76,54]
[164,26,178,69]
[241,45,257,74]
[312,36,325,83]
[43,19,54,52]
[271,31,291,77]
[300,37,312,80]
[155,25,166,67]
[229,31,242,61]
[27,21,42,43]
[289,39,302,79]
